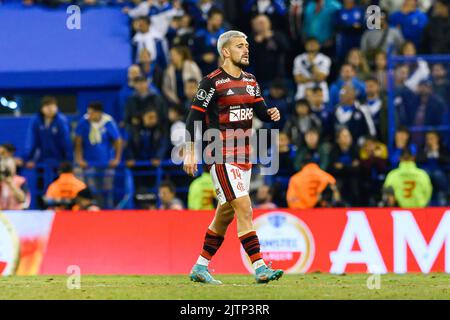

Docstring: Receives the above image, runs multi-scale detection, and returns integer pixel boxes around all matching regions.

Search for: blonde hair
[217,30,247,59]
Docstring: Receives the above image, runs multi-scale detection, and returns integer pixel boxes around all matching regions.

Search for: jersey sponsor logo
[242,77,255,82]
[227,89,234,95]
[196,89,207,100]
[202,88,216,108]
[229,107,253,122]
[240,212,315,274]
[246,85,255,96]
[215,78,231,86]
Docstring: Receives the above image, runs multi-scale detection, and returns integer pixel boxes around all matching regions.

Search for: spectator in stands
[137,48,164,91]
[361,77,388,143]
[276,131,296,177]
[192,8,226,75]
[262,79,291,129]
[302,0,342,54]
[407,79,446,145]
[399,41,430,92]
[384,149,432,208]
[283,99,322,149]
[182,78,200,113]
[147,0,183,37]
[421,0,450,55]
[359,136,389,205]
[389,126,417,168]
[378,186,399,207]
[132,16,165,65]
[72,188,100,212]
[24,96,72,169]
[124,75,167,128]
[75,102,122,208]
[335,0,365,62]
[0,157,30,210]
[346,48,371,80]
[306,87,334,141]
[44,162,86,210]
[117,64,143,123]
[162,46,202,106]
[416,131,450,206]
[294,127,330,171]
[122,0,150,19]
[334,84,376,145]
[248,14,290,91]
[329,63,366,110]
[167,13,196,47]
[373,51,388,93]
[380,0,433,12]
[0,143,23,168]
[125,107,169,169]
[329,127,361,206]
[188,172,216,210]
[253,184,277,209]
[389,0,428,49]
[360,10,404,62]
[431,63,450,105]
[287,154,340,209]
[158,180,184,209]
[242,0,288,33]
[168,104,186,152]
[292,37,331,102]
[184,0,222,30]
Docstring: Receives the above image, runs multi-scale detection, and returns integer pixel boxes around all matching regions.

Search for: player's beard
[233,57,249,69]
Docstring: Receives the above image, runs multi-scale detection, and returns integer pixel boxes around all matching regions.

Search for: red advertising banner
[35,208,449,275]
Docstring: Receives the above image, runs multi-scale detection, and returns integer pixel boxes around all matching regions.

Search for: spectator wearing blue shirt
[334,84,376,145]
[388,126,417,169]
[336,0,365,61]
[416,131,450,206]
[389,0,428,49]
[329,127,361,206]
[24,96,72,169]
[126,107,169,208]
[329,63,366,110]
[262,79,291,130]
[306,86,334,142]
[192,8,226,75]
[242,0,288,33]
[75,102,122,208]
[302,0,342,52]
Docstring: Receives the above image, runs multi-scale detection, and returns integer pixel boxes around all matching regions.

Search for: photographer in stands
[0,157,30,210]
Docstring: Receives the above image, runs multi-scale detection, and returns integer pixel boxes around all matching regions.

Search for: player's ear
[222,47,230,58]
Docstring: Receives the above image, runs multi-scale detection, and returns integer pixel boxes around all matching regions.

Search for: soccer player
[183,30,282,284]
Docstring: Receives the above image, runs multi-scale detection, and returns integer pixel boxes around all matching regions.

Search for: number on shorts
[230,168,242,180]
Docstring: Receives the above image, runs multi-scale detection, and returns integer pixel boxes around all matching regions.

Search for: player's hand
[267,107,280,122]
[183,144,197,177]
[109,158,120,168]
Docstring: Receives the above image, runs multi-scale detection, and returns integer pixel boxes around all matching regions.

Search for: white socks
[196,255,210,267]
[252,259,266,270]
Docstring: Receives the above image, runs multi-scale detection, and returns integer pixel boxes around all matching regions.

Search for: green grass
[0,274,448,300]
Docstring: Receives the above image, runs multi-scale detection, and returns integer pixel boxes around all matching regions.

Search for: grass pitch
[0,274,448,300]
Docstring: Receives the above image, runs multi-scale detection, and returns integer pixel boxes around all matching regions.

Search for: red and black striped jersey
[188,67,271,170]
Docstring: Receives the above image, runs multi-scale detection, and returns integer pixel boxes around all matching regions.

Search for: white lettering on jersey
[202,88,216,108]
[215,78,231,86]
[229,108,253,122]
[242,77,255,82]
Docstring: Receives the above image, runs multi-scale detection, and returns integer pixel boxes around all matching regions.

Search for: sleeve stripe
[191,105,206,112]
[254,97,264,103]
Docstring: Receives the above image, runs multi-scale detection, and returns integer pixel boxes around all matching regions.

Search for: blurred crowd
[0,0,449,211]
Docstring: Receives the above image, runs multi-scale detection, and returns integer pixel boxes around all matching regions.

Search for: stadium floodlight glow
[8,101,18,110]
[0,97,8,107]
